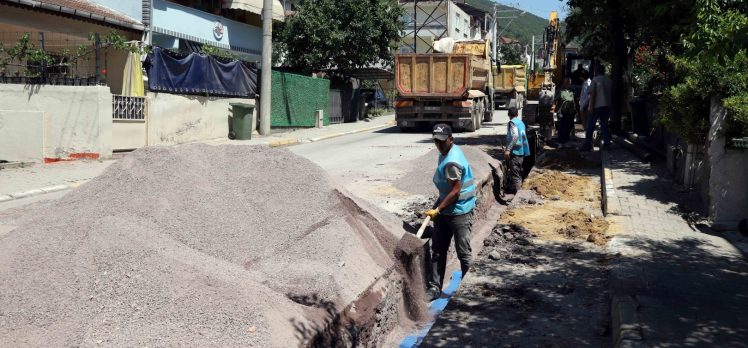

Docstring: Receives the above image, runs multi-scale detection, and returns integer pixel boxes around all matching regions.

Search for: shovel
[394,201,438,259]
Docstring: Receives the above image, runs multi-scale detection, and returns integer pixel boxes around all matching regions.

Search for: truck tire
[483,96,494,122]
[465,114,477,132]
[475,99,483,130]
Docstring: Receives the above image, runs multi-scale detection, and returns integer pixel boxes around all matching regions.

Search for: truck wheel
[475,100,483,130]
[465,120,477,132]
[483,96,494,122]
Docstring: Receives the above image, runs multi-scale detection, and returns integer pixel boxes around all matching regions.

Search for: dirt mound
[0,144,419,347]
[522,170,594,201]
[555,210,610,245]
[501,206,609,245]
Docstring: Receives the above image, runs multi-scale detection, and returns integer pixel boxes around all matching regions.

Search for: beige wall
[708,97,748,227]
[0,110,45,162]
[0,84,113,161]
[148,93,256,146]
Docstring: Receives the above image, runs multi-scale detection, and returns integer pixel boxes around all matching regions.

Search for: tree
[565,0,748,140]
[274,0,404,74]
[564,0,696,130]
[499,43,524,65]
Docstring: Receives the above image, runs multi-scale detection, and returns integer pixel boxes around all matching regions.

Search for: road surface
[291,110,509,214]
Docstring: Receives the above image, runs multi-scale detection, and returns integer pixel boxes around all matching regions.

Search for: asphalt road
[291,109,510,215]
[0,110,510,215]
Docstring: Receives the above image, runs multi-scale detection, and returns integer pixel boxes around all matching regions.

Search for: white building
[399,0,495,54]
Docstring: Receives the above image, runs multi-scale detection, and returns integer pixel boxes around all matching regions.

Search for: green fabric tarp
[268,71,330,127]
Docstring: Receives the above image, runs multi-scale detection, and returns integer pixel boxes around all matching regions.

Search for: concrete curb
[1,180,88,203]
[603,150,646,347]
[268,121,396,148]
[601,151,622,216]
[611,295,644,347]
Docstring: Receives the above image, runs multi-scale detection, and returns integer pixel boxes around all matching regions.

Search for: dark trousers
[584,106,611,146]
[428,212,473,291]
[557,112,576,144]
[506,154,524,194]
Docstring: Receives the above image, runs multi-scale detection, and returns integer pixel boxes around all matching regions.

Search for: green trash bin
[229,103,255,140]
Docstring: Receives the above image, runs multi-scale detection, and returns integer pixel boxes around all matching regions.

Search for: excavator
[536,11,563,143]
[527,11,595,144]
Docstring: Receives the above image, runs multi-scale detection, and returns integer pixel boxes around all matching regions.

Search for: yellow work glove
[424,208,439,219]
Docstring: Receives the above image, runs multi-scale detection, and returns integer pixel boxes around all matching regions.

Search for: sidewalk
[202,114,395,147]
[0,115,396,204]
[605,147,748,347]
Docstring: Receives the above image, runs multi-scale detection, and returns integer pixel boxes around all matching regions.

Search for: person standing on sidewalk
[553,77,577,148]
[579,72,592,131]
[504,107,531,194]
[581,65,613,150]
[424,123,477,302]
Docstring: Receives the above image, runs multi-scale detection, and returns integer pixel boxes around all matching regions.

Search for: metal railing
[113,95,148,120]
[0,32,102,85]
[329,89,344,124]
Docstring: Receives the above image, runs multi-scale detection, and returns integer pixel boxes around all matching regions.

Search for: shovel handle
[416,215,431,239]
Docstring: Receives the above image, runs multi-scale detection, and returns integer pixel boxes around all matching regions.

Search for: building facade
[399,0,495,55]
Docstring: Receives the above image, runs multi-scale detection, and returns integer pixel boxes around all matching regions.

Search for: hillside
[463,0,549,46]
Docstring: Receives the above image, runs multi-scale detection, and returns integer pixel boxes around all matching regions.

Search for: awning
[345,68,394,80]
[222,0,285,21]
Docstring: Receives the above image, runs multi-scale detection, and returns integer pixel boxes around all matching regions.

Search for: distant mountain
[462,0,550,46]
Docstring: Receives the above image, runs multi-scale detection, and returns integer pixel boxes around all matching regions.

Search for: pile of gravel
[0,144,408,347]
[394,146,498,196]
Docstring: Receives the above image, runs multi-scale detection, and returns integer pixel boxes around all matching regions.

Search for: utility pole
[492,4,497,64]
[531,35,535,71]
[259,0,273,136]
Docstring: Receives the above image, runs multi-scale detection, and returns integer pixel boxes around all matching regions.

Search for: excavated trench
[300,159,504,347]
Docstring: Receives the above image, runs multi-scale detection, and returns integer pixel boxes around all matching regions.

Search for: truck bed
[395,54,489,99]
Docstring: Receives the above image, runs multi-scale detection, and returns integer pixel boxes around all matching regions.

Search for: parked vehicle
[493,64,528,109]
[394,40,493,132]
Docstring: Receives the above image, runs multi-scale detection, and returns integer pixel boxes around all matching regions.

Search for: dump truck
[394,40,493,132]
[493,64,528,109]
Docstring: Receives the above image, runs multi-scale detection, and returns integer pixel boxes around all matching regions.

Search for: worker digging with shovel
[424,124,477,302]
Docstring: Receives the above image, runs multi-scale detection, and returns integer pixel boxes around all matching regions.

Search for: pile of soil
[0,144,420,347]
[522,169,594,201]
[501,206,609,245]
[555,210,611,245]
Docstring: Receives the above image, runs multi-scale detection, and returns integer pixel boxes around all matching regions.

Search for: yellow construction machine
[536,11,563,141]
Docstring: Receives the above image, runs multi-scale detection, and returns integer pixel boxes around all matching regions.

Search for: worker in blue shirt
[504,107,531,194]
[423,123,477,302]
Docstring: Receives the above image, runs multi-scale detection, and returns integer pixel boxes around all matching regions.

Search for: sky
[495,0,569,20]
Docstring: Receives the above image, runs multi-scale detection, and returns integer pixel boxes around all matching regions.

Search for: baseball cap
[432,123,452,141]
